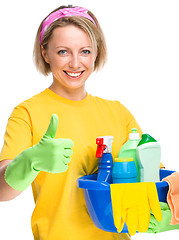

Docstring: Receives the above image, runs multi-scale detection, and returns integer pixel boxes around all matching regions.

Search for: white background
[0,0,179,239]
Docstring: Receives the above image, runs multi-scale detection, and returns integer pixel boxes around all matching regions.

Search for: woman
[0,5,142,240]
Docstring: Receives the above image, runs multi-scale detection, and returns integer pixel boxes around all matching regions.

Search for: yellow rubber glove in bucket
[110,182,162,235]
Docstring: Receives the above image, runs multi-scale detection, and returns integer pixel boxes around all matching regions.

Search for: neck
[48,82,87,101]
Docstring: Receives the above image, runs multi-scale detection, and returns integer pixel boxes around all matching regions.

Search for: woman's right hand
[4,114,74,192]
[30,114,74,173]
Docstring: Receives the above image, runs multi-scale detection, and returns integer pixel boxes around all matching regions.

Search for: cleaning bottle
[112,157,138,183]
[118,128,140,182]
[96,136,113,183]
[136,134,161,182]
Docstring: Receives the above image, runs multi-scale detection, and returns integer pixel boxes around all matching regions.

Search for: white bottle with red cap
[96,136,114,183]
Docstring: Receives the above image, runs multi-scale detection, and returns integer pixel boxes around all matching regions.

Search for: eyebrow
[56,46,69,49]
[55,46,92,49]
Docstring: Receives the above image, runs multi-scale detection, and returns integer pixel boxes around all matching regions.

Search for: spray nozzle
[96,136,114,158]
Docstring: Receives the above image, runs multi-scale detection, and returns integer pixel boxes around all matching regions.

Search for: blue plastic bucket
[77,169,174,233]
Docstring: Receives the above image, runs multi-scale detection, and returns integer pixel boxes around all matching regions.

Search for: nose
[69,53,81,69]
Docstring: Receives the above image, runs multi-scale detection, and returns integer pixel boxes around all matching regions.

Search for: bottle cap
[129,128,140,140]
[114,157,134,162]
[137,134,157,147]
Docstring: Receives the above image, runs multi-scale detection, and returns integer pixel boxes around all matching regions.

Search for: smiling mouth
[64,71,84,78]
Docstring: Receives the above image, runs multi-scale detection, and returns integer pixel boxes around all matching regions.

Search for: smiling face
[41,25,97,99]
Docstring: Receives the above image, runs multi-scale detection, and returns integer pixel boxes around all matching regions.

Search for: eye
[58,50,67,55]
[82,49,91,55]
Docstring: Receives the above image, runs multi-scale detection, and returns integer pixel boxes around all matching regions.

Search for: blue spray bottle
[96,136,113,183]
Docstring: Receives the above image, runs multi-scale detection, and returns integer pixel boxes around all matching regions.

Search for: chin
[65,79,86,89]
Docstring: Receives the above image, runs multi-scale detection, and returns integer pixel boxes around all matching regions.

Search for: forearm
[0,161,22,201]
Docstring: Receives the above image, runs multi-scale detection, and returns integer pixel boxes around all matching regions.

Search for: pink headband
[40,7,96,44]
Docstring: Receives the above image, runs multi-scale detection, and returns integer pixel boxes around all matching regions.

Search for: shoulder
[20,89,48,106]
[90,95,137,124]
[91,95,129,111]
[10,89,48,118]
[14,89,48,109]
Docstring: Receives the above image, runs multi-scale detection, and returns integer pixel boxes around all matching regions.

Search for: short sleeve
[0,104,32,161]
[121,103,143,139]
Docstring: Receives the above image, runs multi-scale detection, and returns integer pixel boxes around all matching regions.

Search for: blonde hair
[33,5,107,76]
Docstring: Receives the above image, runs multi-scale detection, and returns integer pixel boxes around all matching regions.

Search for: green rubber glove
[5,114,74,191]
[147,202,179,233]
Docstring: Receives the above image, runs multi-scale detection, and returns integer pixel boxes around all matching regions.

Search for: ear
[41,45,50,64]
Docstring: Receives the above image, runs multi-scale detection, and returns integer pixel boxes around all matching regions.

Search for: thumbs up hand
[5,114,74,191]
[31,114,74,173]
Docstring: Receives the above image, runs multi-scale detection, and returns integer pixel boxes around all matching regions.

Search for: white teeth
[65,71,82,77]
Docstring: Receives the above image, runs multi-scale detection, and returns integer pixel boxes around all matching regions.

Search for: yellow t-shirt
[0,89,142,240]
